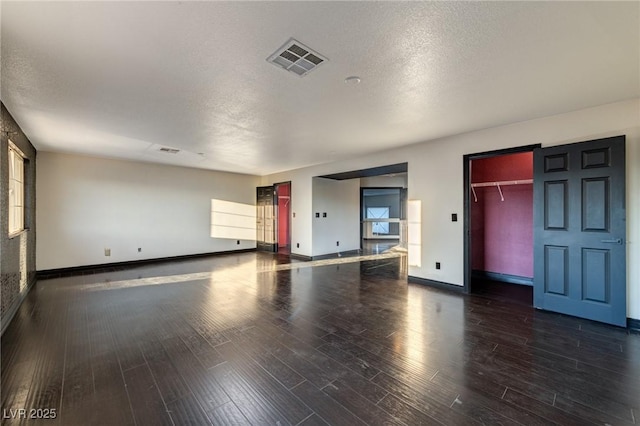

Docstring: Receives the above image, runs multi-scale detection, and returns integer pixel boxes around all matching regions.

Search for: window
[367,207,390,235]
[8,141,25,236]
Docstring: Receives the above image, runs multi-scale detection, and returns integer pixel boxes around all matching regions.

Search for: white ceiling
[2,1,638,176]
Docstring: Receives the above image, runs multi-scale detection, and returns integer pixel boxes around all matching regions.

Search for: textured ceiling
[1,1,639,175]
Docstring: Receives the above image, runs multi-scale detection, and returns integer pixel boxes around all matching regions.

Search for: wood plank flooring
[1,252,639,425]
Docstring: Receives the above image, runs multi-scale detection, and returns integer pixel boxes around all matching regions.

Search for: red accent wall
[277,183,290,247]
[471,152,533,278]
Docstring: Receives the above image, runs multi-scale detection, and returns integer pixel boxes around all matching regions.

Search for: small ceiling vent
[267,38,327,77]
[159,147,180,154]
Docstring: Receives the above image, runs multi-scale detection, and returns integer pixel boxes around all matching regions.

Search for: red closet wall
[277,183,290,247]
[471,152,533,278]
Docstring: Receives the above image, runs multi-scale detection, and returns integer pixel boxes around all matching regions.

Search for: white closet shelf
[470,179,533,188]
[470,179,532,202]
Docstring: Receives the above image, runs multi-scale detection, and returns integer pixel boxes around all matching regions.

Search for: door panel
[582,248,609,302]
[544,245,568,296]
[544,181,567,229]
[533,136,626,326]
[582,177,609,231]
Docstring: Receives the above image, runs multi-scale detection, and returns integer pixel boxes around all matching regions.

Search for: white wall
[312,177,360,257]
[37,152,260,270]
[263,99,640,319]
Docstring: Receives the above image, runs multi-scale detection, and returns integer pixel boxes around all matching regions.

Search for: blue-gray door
[533,136,626,326]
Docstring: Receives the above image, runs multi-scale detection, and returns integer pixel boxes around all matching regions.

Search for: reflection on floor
[2,252,638,425]
[362,239,401,255]
[79,252,405,292]
[278,245,291,255]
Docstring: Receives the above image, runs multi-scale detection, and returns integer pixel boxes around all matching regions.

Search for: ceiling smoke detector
[159,147,180,154]
[267,38,328,77]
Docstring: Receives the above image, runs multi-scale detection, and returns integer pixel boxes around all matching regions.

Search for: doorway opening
[360,187,406,255]
[315,163,408,271]
[276,182,291,254]
[465,137,626,325]
[256,182,291,254]
[463,145,539,305]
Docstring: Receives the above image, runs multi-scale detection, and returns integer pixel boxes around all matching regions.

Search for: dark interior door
[256,186,276,252]
[533,136,626,326]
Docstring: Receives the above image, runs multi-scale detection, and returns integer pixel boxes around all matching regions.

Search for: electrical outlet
[236,240,240,245]
[435,262,441,270]
[323,212,327,217]
[296,243,300,248]
[138,247,142,253]
[105,248,111,257]
[451,213,458,222]
[336,241,340,246]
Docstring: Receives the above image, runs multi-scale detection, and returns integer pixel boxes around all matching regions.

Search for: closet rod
[470,179,533,188]
[471,179,532,202]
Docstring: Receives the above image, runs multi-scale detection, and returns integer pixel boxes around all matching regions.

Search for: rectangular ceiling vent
[159,147,180,154]
[267,38,327,77]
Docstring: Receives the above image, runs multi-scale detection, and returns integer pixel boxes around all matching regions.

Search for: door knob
[601,238,623,244]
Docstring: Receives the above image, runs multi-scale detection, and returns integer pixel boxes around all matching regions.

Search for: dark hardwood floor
[2,252,639,425]
[471,279,533,307]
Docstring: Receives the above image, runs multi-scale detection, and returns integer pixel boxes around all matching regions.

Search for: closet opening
[463,145,539,305]
[276,182,291,254]
[256,181,291,254]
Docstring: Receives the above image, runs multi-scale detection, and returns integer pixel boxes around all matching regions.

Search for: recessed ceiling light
[345,76,361,84]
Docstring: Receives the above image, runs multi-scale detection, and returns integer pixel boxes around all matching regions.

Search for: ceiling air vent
[159,147,180,154]
[267,38,327,77]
